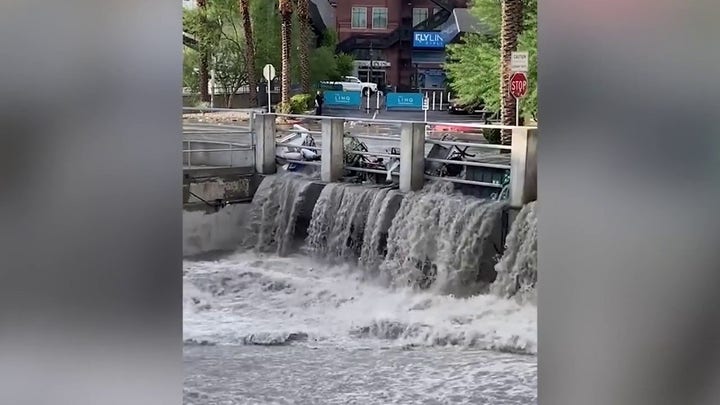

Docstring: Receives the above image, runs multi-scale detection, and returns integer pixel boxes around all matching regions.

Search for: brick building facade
[333,0,469,92]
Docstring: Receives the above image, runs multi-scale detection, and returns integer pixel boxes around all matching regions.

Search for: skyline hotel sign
[413,32,445,49]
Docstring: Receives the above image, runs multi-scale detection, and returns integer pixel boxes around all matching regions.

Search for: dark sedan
[447,99,484,114]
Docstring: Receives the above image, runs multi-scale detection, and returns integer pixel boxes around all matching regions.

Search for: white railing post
[400,122,426,192]
[253,113,277,174]
[510,128,538,208]
[321,117,345,182]
[432,92,436,111]
[439,92,444,111]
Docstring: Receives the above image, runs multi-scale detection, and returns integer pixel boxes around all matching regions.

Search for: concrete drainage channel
[183,169,264,213]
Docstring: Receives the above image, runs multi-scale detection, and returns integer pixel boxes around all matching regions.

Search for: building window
[372,7,388,29]
[351,7,367,29]
[413,8,428,27]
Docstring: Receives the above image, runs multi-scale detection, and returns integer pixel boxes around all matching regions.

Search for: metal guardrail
[223,111,535,206]
[183,139,254,169]
[268,113,522,189]
[182,106,263,114]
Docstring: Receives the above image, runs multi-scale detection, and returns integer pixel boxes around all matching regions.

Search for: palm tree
[239,0,258,106]
[279,0,293,111]
[500,0,524,144]
[295,0,312,94]
[197,0,210,103]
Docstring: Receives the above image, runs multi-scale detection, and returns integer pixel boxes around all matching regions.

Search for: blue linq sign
[323,90,361,108]
[386,93,424,110]
[413,31,445,48]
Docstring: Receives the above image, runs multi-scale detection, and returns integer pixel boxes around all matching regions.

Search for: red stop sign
[510,72,528,98]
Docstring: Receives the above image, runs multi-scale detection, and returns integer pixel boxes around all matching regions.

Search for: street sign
[422,96,429,122]
[510,72,528,99]
[262,64,276,81]
[510,51,529,72]
[263,64,276,113]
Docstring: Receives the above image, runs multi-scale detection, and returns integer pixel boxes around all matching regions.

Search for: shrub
[289,94,314,114]
[483,128,501,144]
[276,101,292,114]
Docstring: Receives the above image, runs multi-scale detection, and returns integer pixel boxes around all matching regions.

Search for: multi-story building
[334,0,482,92]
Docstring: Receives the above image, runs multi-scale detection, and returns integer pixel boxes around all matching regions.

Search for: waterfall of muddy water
[358,188,403,273]
[243,173,314,256]
[305,183,400,265]
[184,176,537,404]
[305,183,374,261]
[493,201,538,303]
[381,182,506,297]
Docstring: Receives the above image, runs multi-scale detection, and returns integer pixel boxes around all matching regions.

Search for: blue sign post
[386,93,424,111]
[413,32,445,48]
[323,91,362,109]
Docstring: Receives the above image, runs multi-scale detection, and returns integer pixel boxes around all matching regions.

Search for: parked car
[447,98,488,115]
[320,76,378,96]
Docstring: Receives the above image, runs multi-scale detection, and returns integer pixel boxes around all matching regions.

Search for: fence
[252,112,536,208]
[183,140,254,169]
[312,90,456,112]
[181,107,536,207]
[182,107,257,169]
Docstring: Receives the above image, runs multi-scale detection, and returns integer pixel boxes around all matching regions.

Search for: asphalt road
[322,107,491,124]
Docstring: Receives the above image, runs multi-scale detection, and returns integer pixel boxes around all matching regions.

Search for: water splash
[492,201,537,304]
[183,252,537,354]
[243,173,314,256]
[381,181,506,297]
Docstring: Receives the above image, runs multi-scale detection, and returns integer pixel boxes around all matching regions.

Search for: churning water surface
[184,175,537,405]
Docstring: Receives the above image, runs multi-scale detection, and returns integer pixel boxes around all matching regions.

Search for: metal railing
[182,108,259,169]
[252,112,536,207]
[183,140,254,169]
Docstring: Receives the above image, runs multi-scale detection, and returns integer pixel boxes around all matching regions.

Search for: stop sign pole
[263,64,276,113]
[509,71,528,126]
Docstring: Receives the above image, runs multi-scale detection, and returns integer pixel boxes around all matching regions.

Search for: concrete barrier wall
[183,171,264,212]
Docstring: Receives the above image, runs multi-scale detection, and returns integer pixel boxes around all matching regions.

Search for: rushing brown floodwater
[183,176,537,404]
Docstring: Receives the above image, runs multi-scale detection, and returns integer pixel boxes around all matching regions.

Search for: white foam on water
[183,252,537,354]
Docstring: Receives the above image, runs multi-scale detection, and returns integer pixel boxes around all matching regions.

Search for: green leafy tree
[309,32,355,84]
[251,0,281,80]
[335,53,355,77]
[445,0,537,126]
[183,48,200,93]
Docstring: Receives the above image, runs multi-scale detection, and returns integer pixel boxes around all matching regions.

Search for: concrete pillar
[321,118,344,182]
[510,128,538,208]
[253,113,277,174]
[399,122,425,192]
